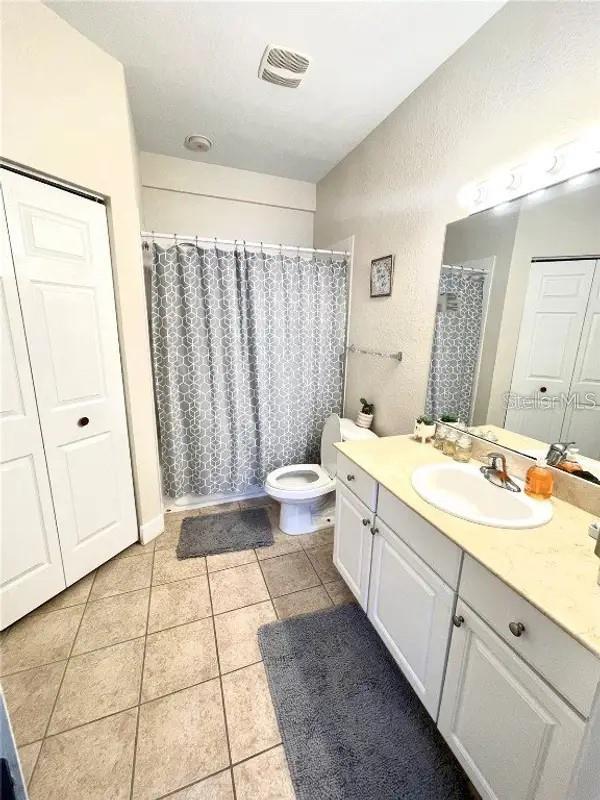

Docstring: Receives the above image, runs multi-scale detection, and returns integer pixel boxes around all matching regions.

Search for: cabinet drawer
[377,486,462,589]
[337,453,378,511]
[460,555,600,717]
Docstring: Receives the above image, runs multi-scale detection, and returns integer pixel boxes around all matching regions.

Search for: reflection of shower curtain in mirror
[426,267,486,424]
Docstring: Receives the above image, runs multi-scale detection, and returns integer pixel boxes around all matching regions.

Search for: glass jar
[433,424,447,451]
[442,428,458,457]
[453,433,473,463]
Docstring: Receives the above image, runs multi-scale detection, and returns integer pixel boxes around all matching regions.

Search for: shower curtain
[150,242,348,499]
[426,267,486,424]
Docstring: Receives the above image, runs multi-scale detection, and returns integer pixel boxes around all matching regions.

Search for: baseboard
[139,513,165,544]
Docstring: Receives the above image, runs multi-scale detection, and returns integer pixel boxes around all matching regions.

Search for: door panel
[1,170,137,584]
[438,601,585,800]
[367,518,454,719]
[561,260,600,459]
[333,482,373,609]
[0,188,66,628]
[505,260,595,442]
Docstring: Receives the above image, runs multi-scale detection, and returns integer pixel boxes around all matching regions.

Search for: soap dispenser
[525,457,553,500]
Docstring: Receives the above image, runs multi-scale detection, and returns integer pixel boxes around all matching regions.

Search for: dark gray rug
[177,508,273,559]
[258,604,471,800]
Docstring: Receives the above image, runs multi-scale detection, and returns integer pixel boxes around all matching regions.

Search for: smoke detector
[184,135,213,153]
[258,44,310,88]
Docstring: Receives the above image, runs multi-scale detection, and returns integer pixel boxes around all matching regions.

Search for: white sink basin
[411,462,553,529]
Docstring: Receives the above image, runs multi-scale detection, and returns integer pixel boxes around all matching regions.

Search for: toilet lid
[321,414,342,478]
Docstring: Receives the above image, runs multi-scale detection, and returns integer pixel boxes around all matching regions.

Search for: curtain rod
[141,230,348,257]
[442,263,489,274]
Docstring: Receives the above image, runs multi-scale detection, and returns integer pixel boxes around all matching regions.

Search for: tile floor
[0,498,354,800]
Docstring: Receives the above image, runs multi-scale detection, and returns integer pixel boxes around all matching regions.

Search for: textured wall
[140,152,315,245]
[1,1,163,531]
[314,2,600,435]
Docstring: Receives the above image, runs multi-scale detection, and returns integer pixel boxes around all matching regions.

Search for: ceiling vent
[258,44,310,88]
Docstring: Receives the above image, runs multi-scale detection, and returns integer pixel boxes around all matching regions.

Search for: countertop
[335,435,600,659]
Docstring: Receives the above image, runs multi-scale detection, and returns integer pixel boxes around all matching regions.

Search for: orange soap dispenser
[525,457,553,500]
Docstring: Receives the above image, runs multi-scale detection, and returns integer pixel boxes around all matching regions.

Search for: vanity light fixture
[459,130,600,214]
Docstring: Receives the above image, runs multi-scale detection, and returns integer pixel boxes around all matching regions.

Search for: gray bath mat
[259,604,470,800]
[177,508,273,559]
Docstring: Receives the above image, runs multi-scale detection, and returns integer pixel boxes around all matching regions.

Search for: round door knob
[539,386,547,393]
[347,474,355,481]
[77,416,90,427]
[509,621,526,637]
[362,518,370,526]
[452,615,465,628]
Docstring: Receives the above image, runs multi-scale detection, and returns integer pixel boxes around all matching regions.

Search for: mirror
[426,169,600,482]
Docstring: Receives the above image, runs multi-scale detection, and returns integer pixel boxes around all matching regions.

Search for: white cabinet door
[505,260,595,442]
[2,171,137,585]
[333,482,374,610]
[0,188,66,628]
[561,260,600,459]
[438,600,585,800]
[367,518,454,719]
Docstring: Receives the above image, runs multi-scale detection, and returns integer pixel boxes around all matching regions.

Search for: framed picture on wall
[370,254,394,297]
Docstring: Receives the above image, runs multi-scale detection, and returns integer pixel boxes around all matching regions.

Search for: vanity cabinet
[333,449,600,800]
[367,517,455,718]
[438,600,585,800]
[333,482,374,610]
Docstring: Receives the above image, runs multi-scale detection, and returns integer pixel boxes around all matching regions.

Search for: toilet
[264,413,378,535]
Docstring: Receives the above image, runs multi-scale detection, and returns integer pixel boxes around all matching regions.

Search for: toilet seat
[265,464,335,500]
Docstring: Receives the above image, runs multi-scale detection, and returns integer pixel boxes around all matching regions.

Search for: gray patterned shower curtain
[425,267,486,424]
[150,243,348,499]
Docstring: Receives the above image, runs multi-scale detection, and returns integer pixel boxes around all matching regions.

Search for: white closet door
[1,170,137,585]
[561,260,600,459]
[0,188,66,628]
[505,260,595,442]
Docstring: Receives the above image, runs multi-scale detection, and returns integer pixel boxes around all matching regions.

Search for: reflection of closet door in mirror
[2,170,137,585]
[561,260,600,459]
[505,260,595,443]
[0,189,66,628]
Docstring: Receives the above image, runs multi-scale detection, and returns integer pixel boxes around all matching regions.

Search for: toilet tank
[321,414,378,479]
[339,418,378,442]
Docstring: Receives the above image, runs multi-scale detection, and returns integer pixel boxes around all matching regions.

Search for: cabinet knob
[362,518,370,526]
[452,615,465,628]
[347,474,355,481]
[509,621,526,637]
[77,416,90,427]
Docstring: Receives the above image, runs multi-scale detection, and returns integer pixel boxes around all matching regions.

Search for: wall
[443,208,519,425]
[1,1,163,536]
[140,152,315,245]
[314,1,600,435]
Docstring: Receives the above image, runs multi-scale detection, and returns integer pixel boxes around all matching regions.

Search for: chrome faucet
[480,452,521,493]
[545,441,575,467]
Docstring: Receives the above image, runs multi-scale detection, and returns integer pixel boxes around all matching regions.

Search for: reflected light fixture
[458,131,600,214]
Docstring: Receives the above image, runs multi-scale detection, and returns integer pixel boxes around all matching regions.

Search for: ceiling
[48,1,502,183]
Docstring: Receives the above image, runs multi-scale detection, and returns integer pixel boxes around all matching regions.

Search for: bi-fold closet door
[0,169,137,628]
[505,259,600,457]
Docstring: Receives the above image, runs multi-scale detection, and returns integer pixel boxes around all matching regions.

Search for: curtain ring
[260,241,264,258]
[174,233,178,246]
[195,234,198,248]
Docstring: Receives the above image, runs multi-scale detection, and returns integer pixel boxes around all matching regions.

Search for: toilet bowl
[264,414,378,534]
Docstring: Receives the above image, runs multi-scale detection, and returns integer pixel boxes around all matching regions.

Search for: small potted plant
[440,413,458,424]
[414,414,436,443]
[356,397,374,429]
